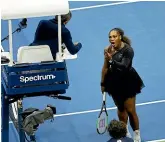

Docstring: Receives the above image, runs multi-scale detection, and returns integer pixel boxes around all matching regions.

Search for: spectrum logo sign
[20,74,56,83]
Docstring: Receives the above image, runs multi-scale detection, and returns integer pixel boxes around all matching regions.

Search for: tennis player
[101,28,145,142]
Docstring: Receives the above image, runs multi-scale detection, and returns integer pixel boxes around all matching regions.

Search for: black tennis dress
[104,44,145,100]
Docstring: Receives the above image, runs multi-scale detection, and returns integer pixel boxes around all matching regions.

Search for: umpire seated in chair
[29,10,82,60]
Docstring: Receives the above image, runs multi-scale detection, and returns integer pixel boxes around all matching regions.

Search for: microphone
[18,18,27,30]
[1,18,28,42]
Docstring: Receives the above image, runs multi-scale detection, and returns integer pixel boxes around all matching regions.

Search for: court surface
[1,1,165,142]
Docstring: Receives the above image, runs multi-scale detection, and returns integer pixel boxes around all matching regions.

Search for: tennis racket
[96,92,108,134]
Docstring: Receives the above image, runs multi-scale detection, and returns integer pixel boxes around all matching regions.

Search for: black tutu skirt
[104,67,145,99]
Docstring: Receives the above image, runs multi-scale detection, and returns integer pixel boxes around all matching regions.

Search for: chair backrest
[17,45,54,63]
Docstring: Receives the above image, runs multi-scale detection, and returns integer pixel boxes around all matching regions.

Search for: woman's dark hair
[110,28,131,46]
[108,119,127,139]
[55,11,72,24]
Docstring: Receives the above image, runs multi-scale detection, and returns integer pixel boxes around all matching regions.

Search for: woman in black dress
[101,28,144,142]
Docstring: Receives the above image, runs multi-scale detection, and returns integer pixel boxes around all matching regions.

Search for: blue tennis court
[1,1,165,142]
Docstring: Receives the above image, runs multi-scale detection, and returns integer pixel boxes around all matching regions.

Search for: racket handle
[103,92,106,101]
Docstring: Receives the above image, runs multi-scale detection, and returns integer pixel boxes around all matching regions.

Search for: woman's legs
[124,96,139,131]
[111,95,141,141]
[111,95,128,123]
[111,95,131,138]
[117,106,132,138]
[124,96,141,142]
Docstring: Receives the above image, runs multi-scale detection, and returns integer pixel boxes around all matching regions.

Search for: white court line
[8,99,165,124]
[146,139,165,142]
[8,99,165,142]
[53,99,165,118]
[70,1,140,11]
